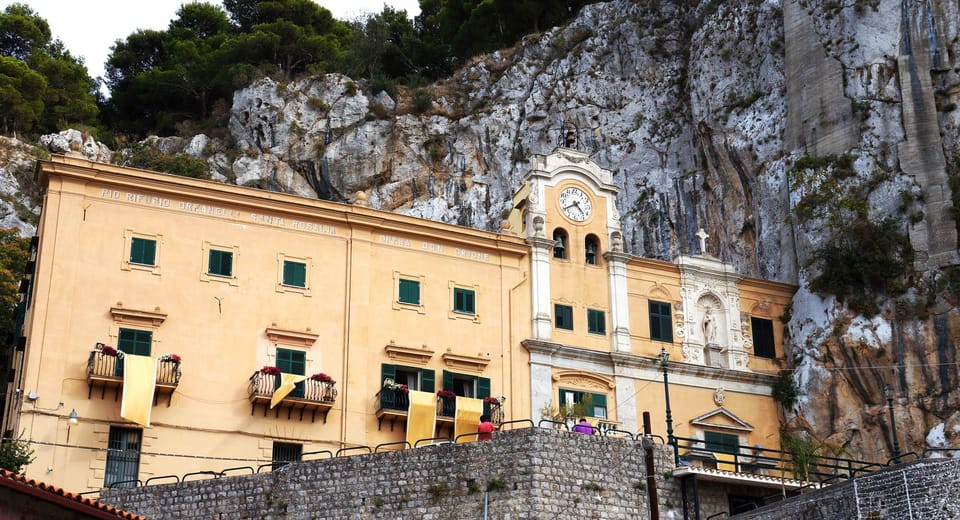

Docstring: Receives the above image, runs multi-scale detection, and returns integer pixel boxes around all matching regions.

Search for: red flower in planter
[99,345,119,357]
[483,396,500,405]
[310,373,335,384]
[437,390,457,399]
[260,366,281,376]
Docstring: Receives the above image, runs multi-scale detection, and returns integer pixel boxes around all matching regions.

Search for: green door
[115,328,152,377]
[275,348,306,398]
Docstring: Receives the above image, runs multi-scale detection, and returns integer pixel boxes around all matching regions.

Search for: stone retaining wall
[101,428,685,519]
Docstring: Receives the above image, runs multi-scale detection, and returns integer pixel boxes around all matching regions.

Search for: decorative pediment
[441,350,491,372]
[551,370,615,391]
[110,305,166,327]
[384,342,435,365]
[265,327,318,347]
[689,407,754,432]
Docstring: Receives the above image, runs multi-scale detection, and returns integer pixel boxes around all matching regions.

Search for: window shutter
[478,376,491,415]
[399,279,419,304]
[591,393,607,418]
[421,369,435,392]
[208,251,218,273]
[380,364,397,408]
[381,364,396,383]
[442,370,453,391]
[118,328,152,356]
[283,261,306,287]
[466,291,475,313]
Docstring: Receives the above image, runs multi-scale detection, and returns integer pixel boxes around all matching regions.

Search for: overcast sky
[5,1,422,83]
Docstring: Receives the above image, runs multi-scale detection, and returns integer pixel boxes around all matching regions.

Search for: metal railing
[672,435,882,482]
[86,350,181,386]
[375,388,409,412]
[247,372,337,404]
[97,418,892,495]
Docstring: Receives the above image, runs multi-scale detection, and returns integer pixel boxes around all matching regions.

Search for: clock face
[559,187,592,222]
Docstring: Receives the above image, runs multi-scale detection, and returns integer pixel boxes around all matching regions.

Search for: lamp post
[659,348,675,453]
[883,384,901,463]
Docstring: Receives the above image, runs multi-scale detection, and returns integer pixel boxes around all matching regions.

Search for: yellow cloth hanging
[271,373,307,409]
[405,390,437,447]
[120,355,158,427]
[453,396,483,443]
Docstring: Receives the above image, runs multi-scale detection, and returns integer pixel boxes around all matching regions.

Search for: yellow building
[2,149,794,493]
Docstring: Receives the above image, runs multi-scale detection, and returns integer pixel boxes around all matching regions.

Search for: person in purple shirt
[572,418,595,434]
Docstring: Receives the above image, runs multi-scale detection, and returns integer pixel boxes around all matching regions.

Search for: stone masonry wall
[735,458,960,519]
[100,428,688,519]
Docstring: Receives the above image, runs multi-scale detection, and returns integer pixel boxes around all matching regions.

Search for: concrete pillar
[604,250,632,352]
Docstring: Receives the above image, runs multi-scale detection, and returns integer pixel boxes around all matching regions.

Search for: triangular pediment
[689,407,753,432]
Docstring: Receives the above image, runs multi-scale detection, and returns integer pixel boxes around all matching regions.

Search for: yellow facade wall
[5,154,796,493]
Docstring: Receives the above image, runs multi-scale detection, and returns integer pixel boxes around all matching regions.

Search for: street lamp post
[883,384,901,463]
[659,347,675,459]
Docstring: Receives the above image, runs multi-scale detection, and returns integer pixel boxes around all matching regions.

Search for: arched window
[585,234,599,265]
[553,228,568,259]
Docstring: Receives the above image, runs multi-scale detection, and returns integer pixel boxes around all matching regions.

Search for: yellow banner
[120,355,158,427]
[405,390,437,447]
[271,373,307,409]
[453,396,483,443]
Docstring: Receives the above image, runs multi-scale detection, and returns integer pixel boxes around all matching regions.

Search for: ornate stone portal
[676,230,749,370]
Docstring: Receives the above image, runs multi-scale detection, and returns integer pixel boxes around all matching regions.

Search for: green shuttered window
[705,431,739,454]
[555,304,573,330]
[453,288,475,314]
[282,260,306,288]
[208,249,233,277]
[648,300,673,343]
[276,348,306,398]
[398,279,420,304]
[129,237,156,266]
[587,309,606,335]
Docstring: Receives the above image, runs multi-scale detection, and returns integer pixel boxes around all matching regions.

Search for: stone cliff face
[12,0,960,463]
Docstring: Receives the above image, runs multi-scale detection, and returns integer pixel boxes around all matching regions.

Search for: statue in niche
[702,312,717,344]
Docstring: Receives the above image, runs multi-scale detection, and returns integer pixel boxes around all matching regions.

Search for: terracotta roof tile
[0,468,147,519]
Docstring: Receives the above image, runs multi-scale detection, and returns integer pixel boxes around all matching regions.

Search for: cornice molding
[109,306,167,327]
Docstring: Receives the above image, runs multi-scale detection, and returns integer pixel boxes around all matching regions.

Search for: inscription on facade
[99,188,337,235]
[378,235,489,262]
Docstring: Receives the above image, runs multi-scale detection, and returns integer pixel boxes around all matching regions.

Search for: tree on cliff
[0,4,98,135]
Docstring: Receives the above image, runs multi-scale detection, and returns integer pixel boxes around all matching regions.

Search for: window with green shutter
[453,288,475,314]
[115,328,151,377]
[704,431,740,454]
[129,238,156,266]
[275,348,306,398]
[442,370,491,416]
[380,364,435,411]
[648,300,673,343]
[282,260,306,288]
[587,309,606,335]
[398,279,420,305]
[558,388,608,419]
[208,249,233,277]
[555,304,573,330]
[118,328,152,356]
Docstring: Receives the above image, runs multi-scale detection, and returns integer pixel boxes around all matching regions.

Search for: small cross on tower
[696,228,709,256]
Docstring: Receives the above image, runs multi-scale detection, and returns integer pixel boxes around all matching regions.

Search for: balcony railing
[247,371,336,423]
[374,388,409,431]
[85,350,181,404]
[671,435,882,484]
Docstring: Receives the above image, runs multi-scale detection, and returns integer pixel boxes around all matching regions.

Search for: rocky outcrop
[9,0,960,464]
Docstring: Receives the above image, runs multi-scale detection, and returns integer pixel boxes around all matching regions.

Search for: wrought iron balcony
[374,388,409,431]
[247,371,336,423]
[85,350,181,405]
